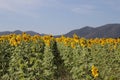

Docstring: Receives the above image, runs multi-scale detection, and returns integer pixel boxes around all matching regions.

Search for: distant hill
[65,26,94,37]
[63,23,120,38]
[1,23,120,38]
[0,30,40,36]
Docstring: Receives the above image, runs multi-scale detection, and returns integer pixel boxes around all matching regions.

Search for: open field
[0,33,120,80]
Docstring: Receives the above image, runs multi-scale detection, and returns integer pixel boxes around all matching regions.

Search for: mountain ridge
[1,23,120,38]
[0,30,40,36]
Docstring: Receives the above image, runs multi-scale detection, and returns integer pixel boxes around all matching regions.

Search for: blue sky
[0,0,120,35]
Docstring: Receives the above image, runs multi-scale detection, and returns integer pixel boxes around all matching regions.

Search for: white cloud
[72,5,96,15]
[0,0,58,17]
[104,0,120,11]
[0,0,37,10]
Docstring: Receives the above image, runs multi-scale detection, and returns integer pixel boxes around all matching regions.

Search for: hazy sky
[0,0,120,35]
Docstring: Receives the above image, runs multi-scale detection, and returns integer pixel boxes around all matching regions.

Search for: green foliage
[8,40,45,80]
[90,44,120,80]
[57,42,120,80]
[0,38,120,80]
[0,40,13,80]
[42,46,56,79]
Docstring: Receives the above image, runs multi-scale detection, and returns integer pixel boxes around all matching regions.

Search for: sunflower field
[0,33,120,80]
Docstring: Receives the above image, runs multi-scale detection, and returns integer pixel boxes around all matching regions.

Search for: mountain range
[64,23,120,38]
[0,30,40,36]
[0,23,120,38]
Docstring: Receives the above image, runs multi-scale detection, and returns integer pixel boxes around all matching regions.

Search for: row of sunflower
[0,33,57,80]
[0,33,120,80]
